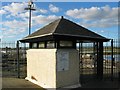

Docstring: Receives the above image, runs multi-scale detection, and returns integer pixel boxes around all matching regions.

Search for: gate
[103,39,119,80]
[79,39,120,84]
[79,42,97,84]
[1,41,27,78]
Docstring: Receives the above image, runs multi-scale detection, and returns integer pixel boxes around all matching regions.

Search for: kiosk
[20,16,109,89]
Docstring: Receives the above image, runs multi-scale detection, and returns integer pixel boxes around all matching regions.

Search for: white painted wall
[26,49,57,88]
[26,49,80,88]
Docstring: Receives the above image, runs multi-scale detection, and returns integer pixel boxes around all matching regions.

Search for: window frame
[58,40,76,49]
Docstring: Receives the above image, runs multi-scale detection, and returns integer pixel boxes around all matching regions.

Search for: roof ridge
[52,18,62,34]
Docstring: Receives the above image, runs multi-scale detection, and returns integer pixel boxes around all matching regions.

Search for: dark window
[38,42,45,48]
[47,41,55,48]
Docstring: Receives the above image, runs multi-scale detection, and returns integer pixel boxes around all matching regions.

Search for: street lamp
[25,0,36,35]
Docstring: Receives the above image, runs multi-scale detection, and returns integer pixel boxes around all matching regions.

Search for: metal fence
[79,42,98,83]
[1,41,28,78]
[79,39,120,83]
[103,39,120,80]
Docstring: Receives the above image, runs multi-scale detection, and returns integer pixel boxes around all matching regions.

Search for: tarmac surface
[2,78,45,90]
[80,79,120,90]
[1,77,120,90]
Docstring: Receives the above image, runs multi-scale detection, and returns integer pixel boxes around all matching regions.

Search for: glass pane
[32,43,37,48]
[60,41,73,47]
[47,41,55,48]
[39,42,45,48]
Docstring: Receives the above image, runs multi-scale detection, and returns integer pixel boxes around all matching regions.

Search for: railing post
[111,39,114,81]
[17,41,20,78]
[79,41,83,84]
[93,42,97,76]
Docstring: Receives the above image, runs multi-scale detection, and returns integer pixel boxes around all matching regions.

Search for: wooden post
[78,41,82,83]
[17,41,20,78]
[93,42,97,76]
[97,41,103,80]
[78,42,80,83]
[79,41,82,83]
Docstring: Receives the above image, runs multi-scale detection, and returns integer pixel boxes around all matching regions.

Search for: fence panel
[1,41,27,78]
[79,39,119,84]
[103,39,119,80]
[79,42,97,84]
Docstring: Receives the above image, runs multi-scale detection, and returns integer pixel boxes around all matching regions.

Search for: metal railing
[1,41,28,78]
[103,39,120,80]
[79,39,120,83]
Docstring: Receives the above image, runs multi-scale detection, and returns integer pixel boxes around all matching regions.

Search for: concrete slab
[2,78,45,90]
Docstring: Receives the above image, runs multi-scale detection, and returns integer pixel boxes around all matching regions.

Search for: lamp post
[25,0,36,35]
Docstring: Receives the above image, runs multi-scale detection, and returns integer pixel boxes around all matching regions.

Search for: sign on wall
[57,51,69,71]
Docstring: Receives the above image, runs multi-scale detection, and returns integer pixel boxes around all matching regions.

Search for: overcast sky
[0,1,118,42]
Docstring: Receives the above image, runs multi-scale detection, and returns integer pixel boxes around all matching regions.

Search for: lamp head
[28,0,33,6]
[25,0,36,10]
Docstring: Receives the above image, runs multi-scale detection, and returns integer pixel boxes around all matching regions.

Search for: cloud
[0,9,7,14]
[1,28,7,31]
[18,11,29,20]
[79,18,118,28]
[49,4,59,13]
[1,2,48,19]
[2,20,28,29]
[66,5,118,28]
[2,20,28,38]
[32,15,60,25]
[100,30,105,33]
[1,2,61,40]
[39,9,48,14]
[66,5,117,20]
[2,14,60,38]
[0,2,28,39]
[2,2,28,16]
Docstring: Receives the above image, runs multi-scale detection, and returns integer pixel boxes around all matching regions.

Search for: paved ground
[2,78,45,90]
[80,79,120,89]
[1,78,120,90]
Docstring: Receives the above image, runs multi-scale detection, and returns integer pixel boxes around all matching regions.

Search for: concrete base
[25,77,51,88]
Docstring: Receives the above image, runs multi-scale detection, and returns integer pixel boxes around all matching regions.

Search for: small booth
[20,16,109,89]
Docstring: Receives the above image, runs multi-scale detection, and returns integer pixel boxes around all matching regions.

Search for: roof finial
[61,16,64,19]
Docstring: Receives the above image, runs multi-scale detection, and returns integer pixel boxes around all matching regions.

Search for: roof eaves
[22,33,53,40]
[53,33,108,40]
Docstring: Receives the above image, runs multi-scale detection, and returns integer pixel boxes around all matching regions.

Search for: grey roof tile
[20,17,109,42]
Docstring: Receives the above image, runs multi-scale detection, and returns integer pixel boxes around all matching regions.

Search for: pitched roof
[20,17,109,42]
